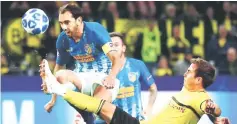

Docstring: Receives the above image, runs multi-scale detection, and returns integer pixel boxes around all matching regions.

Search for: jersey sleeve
[138,60,155,86]
[56,32,71,66]
[194,93,212,116]
[92,23,113,54]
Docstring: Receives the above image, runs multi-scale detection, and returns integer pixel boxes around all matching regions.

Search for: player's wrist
[50,100,56,104]
[108,74,116,79]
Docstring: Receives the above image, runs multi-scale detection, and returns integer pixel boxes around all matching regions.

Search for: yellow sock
[63,90,105,114]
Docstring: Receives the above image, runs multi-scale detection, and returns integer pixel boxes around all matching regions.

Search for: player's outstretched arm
[144,83,157,117]
[139,60,158,118]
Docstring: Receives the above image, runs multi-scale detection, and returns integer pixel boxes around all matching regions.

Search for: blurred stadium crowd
[1,1,237,76]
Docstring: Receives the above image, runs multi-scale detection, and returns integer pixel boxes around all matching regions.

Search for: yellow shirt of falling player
[145,87,211,124]
[142,58,221,124]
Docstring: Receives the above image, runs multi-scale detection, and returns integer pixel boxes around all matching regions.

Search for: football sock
[63,90,105,114]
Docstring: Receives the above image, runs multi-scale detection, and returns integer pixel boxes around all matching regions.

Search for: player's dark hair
[59,3,84,19]
[109,32,126,45]
[191,58,216,88]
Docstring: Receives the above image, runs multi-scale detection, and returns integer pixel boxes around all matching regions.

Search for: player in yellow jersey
[40,50,229,123]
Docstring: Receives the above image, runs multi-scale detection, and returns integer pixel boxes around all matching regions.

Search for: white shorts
[74,72,120,101]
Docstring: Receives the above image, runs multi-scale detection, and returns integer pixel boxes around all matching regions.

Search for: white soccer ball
[22,8,49,35]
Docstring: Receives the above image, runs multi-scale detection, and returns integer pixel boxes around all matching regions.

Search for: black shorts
[110,107,140,124]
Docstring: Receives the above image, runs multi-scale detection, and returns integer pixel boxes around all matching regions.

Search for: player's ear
[76,16,82,25]
[122,44,126,52]
[196,77,202,85]
[78,16,82,23]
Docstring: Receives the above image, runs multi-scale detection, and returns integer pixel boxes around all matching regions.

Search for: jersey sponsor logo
[116,92,134,99]
[168,100,186,113]
[73,55,95,62]
[116,86,135,99]
[171,96,201,118]
[128,72,137,82]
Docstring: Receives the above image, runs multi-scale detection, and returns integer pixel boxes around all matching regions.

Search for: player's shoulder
[56,31,69,48]
[57,31,67,42]
[200,91,212,99]
[128,58,145,65]
[85,21,103,28]
[84,21,105,31]
[58,31,67,38]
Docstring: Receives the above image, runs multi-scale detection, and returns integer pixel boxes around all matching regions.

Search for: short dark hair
[59,3,84,19]
[191,58,216,88]
[109,32,126,45]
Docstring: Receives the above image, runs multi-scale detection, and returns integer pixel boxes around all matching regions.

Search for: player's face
[59,11,78,37]
[183,63,198,88]
[111,36,126,57]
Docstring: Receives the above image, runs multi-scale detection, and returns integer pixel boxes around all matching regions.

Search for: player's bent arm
[106,50,122,78]
[145,83,157,115]
[211,103,221,117]
[201,99,221,117]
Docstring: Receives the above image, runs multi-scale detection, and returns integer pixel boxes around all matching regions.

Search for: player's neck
[184,85,205,92]
[73,22,84,42]
[120,56,126,70]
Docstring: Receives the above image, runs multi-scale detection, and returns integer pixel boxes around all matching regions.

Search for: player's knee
[94,85,112,102]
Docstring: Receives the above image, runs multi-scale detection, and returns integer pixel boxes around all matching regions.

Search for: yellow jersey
[142,87,211,124]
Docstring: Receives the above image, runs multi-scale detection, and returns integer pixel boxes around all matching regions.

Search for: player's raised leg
[40,59,67,95]
[40,59,138,124]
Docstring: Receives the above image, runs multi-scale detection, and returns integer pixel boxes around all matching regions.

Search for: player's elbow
[149,83,158,97]
[55,70,69,84]
[214,107,221,117]
[107,51,120,63]
[149,83,158,92]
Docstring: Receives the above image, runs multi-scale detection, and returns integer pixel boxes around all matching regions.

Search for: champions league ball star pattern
[22,8,49,35]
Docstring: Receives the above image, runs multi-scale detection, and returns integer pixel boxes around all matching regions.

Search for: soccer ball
[22,8,49,35]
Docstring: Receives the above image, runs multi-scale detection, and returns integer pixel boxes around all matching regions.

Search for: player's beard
[71,26,82,40]
[65,30,71,37]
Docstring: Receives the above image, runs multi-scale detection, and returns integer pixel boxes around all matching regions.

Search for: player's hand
[102,75,115,89]
[41,81,49,94]
[39,61,45,78]
[214,117,230,124]
[44,101,55,113]
[204,100,216,115]
[74,113,86,124]
[39,61,49,94]
[142,108,152,119]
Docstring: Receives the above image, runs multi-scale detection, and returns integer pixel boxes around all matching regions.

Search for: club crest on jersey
[84,44,92,54]
[128,72,137,82]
